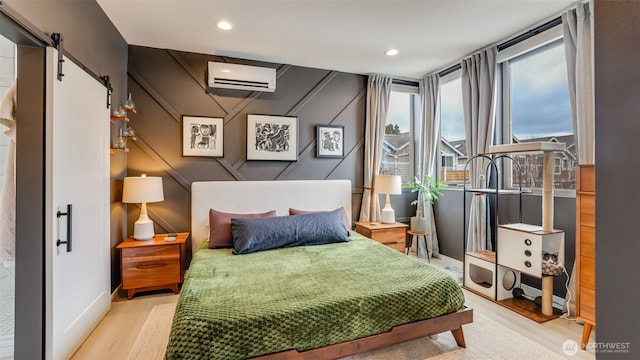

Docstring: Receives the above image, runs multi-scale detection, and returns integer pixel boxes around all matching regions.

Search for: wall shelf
[110,115,129,123]
[110,95,138,155]
[110,147,129,154]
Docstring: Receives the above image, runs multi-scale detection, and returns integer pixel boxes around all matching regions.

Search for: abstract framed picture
[316,125,344,158]
[182,116,224,157]
[247,114,298,161]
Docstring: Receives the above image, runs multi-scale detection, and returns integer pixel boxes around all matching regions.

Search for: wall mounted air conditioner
[207,62,276,92]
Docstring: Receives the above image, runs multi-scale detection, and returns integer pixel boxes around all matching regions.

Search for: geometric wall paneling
[127,45,366,236]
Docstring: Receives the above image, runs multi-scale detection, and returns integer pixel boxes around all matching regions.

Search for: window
[439,76,468,184]
[442,154,454,169]
[501,35,576,191]
[381,87,417,185]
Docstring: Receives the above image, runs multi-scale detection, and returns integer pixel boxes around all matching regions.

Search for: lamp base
[133,214,155,240]
[381,207,396,224]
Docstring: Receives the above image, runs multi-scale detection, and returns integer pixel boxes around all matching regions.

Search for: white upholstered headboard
[191,180,352,253]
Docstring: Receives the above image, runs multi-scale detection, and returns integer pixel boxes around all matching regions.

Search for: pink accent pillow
[289,207,351,230]
[209,209,277,248]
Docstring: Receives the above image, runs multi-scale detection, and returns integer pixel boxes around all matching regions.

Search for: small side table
[116,232,189,299]
[406,230,430,262]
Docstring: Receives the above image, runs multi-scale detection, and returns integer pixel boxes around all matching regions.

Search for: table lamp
[376,175,402,224]
[122,174,164,240]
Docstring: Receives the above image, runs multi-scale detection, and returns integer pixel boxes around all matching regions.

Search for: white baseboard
[111,285,121,302]
[520,283,566,310]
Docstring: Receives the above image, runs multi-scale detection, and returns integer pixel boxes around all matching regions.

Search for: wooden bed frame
[190,180,473,359]
[256,307,472,359]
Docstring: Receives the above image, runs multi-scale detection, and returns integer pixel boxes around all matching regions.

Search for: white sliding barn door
[44,47,110,360]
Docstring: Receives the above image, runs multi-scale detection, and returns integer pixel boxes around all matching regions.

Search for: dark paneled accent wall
[126,46,366,255]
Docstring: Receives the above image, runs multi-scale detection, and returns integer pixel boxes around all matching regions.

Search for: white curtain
[0,81,16,264]
[461,47,498,252]
[359,74,392,222]
[562,1,594,317]
[417,74,441,258]
[563,1,594,163]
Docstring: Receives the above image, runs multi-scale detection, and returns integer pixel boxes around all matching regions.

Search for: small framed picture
[247,114,298,161]
[182,116,224,157]
[316,125,344,158]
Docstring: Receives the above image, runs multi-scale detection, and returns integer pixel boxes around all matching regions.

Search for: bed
[166,180,472,359]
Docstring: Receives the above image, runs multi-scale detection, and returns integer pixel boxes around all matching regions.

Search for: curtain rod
[434,15,564,79]
[497,17,562,51]
[392,78,419,87]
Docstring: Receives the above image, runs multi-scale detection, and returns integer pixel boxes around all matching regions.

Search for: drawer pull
[524,238,532,246]
[524,250,532,257]
[137,263,166,270]
[524,261,532,268]
[382,241,399,245]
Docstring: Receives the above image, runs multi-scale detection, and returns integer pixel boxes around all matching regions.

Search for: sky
[510,42,572,139]
[387,91,411,133]
[438,40,572,142]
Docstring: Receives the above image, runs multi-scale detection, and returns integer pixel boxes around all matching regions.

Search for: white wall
[0,34,16,188]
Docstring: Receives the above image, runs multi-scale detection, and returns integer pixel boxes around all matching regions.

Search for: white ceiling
[96,0,579,79]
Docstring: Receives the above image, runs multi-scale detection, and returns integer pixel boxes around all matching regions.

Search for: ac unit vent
[208,62,276,92]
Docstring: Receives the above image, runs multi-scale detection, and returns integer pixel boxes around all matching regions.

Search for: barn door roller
[51,32,64,81]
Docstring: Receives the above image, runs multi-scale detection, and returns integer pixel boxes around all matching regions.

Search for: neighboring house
[440,138,468,183]
[510,135,577,190]
[381,132,411,183]
[439,135,576,189]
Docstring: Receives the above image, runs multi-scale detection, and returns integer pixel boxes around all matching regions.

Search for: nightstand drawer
[370,227,406,243]
[354,222,407,253]
[122,244,178,261]
[122,260,180,289]
[374,236,405,252]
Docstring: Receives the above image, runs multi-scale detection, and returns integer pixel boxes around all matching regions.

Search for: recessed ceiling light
[216,21,233,31]
[385,49,399,56]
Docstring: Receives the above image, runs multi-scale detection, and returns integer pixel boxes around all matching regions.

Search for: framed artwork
[182,116,224,157]
[247,114,298,161]
[316,125,344,158]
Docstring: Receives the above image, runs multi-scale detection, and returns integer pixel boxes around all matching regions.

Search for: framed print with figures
[247,114,298,161]
[182,116,224,157]
[316,125,344,158]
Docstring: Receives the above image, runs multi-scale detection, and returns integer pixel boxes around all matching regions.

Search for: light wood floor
[71,291,180,360]
[71,255,596,360]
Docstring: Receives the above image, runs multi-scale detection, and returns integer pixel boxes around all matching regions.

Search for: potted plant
[403,174,446,233]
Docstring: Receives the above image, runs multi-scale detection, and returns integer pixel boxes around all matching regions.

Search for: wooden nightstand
[354,221,408,253]
[116,232,189,299]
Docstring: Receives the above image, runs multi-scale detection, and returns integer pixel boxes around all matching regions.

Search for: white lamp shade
[122,175,164,204]
[375,175,402,195]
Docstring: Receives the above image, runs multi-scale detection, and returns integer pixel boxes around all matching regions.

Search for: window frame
[381,83,418,186]
[497,24,576,197]
[437,69,465,187]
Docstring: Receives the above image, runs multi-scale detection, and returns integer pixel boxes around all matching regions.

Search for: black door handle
[56,204,72,252]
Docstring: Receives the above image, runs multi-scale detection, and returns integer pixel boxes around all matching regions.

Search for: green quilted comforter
[166,231,465,359]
